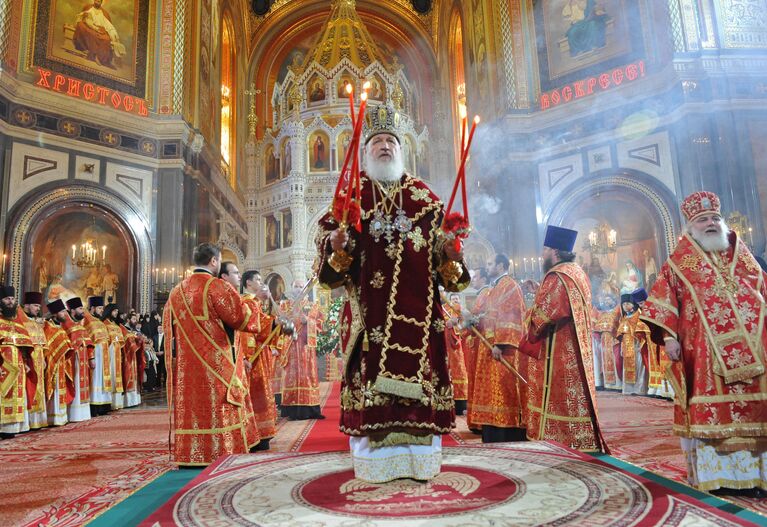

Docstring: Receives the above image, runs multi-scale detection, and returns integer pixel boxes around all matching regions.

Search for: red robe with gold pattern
[238,294,278,440]
[42,320,74,406]
[520,262,606,452]
[281,299,322,409]
[317,173,470,443]
[464,286,491,428]
[61,317,93,403]
[616,310,654,386]
[119,326,143,397]
[641,232,767,446]
[163,271,262,465]
[470,275,527,429]
[442,303,468,402]
[592,307,621,387]
[0,315,33,428]
[104,320,125,397]
[16,311,47,420]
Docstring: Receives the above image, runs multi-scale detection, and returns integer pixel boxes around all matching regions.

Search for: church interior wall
[1,0,766,304]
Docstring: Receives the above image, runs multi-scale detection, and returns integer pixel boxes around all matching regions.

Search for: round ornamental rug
[147,444,756,527]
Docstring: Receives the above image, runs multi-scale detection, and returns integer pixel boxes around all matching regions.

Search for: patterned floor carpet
[2,386,765,526]
[0,405,173,527]
[138,443,762,527]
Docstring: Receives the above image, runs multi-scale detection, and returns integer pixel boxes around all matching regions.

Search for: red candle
[446,115,480,218]
[346,83,355,128]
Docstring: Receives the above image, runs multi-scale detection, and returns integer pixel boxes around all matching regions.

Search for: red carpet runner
[297,382,460,451]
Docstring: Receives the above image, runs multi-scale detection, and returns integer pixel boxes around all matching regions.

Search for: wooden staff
[470,326,528,385]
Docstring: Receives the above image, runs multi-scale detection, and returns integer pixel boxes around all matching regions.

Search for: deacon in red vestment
[317,103,470,482]
[0,286,33,435]
[220,265,281,449]
[43,300,75,426]
[442,293,468,415]
[18,292,48,429]
[280,289,324,420]
[518,226,607,452]
[462,271,491,431]
[163,243,262,466]
[64,297,93,422]
[641,191,767,496]
[471,255,528,442]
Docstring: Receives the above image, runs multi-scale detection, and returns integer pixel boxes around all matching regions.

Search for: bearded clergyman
[315,103,470,483]
[641,191,767,497]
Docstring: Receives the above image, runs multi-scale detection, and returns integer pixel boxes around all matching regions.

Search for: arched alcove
[5,184,153,312]
[546,172,680,297]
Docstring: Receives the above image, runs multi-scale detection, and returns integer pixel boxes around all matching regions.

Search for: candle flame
[362,80,371,91]
[459,105,467,120]
[473,115,481,124]
[345,84,353,94]
[360,92,368,101]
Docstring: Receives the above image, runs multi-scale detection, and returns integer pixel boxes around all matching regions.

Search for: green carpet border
[86,451,767,527]
[590,452,767,526]
[85,469,202,527]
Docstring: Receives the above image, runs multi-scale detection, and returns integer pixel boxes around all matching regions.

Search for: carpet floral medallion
[140,442,760,527]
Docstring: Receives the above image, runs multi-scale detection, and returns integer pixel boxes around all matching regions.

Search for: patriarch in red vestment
[641,191,767,496]
[163,243,263,466]
[316,103,470,482]
[517,226,607,452]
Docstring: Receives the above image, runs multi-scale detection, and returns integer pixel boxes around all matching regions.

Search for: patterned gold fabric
[470,275,526,429]
[523,262,606,452]
[163,272,262,465]
[642,232,767,442]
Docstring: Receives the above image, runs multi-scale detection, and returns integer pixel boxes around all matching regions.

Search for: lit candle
[163,268,167,290]
[102,245,107,261]
[523,258,528,275]
[749,227,753,246]
[72,245,76,260]
[171,267,176,286]
[154,268,159,287]
[509,259,514,277]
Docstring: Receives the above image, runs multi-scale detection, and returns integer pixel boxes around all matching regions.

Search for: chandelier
[586,223,617,255]
[71,241,106,269]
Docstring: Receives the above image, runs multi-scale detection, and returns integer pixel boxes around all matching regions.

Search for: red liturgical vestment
[317,173,470,443]
[163,271,262,465]
[238,294,278,440]
[470,275,527,429]
[641,233,767,444]
[521,262,606,452]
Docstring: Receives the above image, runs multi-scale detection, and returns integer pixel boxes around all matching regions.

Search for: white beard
[691,228,730,253]
[365,155,404,183]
